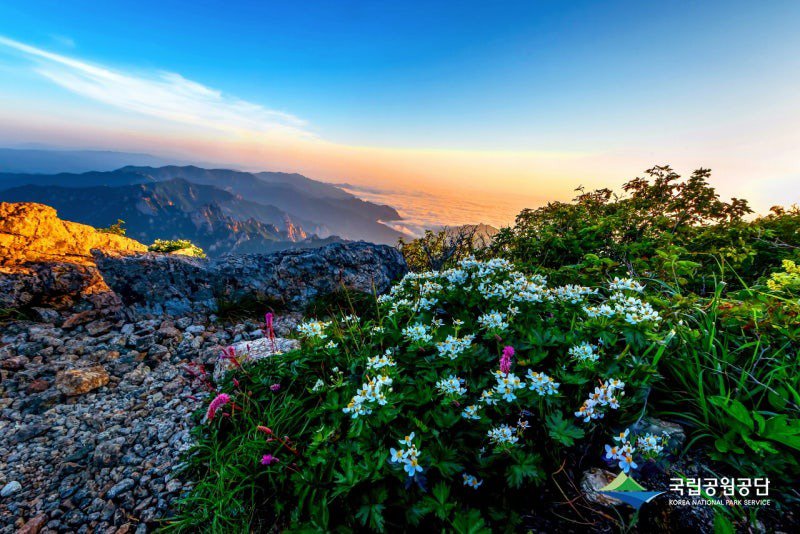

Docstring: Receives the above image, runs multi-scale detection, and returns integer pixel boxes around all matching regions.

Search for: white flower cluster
[478,271,547,303]
[341,314,360,324]
[389,432,423,477]
[343,375,393,419]
[569,342,600,362]
[366,350,396,371]
[487,424,519,446]
[296,320,331,340]
[575,378,625,423]
[444,268,468,286]
[526,369,560,396]
[582,303,615,318]
[461,404,481,420]
[436,375,467,397]
[477,310,509,331]
[604,428,667,473]
[609,277,645,292]
[490,370,525,402]
[609,293,661,324]
[549,284,597,304]
[402,323,432,344]
[436,333,475,360]
[637,432,666,455]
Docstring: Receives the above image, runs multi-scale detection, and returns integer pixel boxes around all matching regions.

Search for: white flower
[575,379,624,423]
[462,473,483,489]
[477,310,509,331]
[609,277,645,293]
[436,334,475,360]
[296,320,331,339]
[311,378,325,392]
[367,349,397,371]
[487,424,519,446]
[526,369,560,396]
[461,405,480,420]
[402,323,433,344]
[436,375,467,397]
[491,370,525,402]
[343,375,393,419]
[569,342,600,362]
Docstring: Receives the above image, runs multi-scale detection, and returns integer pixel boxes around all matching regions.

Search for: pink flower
[265,312,277,351]
[270,383,281,392]
[206,393,231,421]
[500,345,514,374]
[265,312,275,334]
[220,346,235,360]
[261,454,279,466]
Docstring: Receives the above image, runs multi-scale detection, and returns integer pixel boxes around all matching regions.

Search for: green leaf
[506,451,544,489]
[546,411,585,446]
[451,508,492,534]
[713,510,735,534]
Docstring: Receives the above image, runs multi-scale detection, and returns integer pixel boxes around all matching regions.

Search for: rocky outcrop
[0,202,146,310]
[0,202,146,266]
[94,241,407,316]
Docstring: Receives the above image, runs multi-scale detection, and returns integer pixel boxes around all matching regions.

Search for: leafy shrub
[174,258,669,532]
[96,218,127,236]
[489,166,800,292]
[399,225,493,272]
[148,238,206,258]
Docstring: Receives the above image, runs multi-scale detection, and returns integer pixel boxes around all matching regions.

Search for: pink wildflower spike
[257,426,273,435]
[261,454,279,466]
[500,345,515,374]
[265,312,275,334]
[270,383,281,392]
[265,312,277,351]
[206,393,231,421]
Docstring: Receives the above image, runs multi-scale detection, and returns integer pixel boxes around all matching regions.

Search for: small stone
[106,478,135,500]
[1,355,28,370]
[85,320,113,336]
[11,423,49,444]
[18,513,47,534]
[1,480,22,497]
[62,310,97,329]
[26,379,51,393]
[31,307,61,324]
[56,365,110,395]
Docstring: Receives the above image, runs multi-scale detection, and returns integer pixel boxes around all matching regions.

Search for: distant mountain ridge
[0,160,406,253]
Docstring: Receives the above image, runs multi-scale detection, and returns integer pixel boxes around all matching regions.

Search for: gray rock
[1,480,22,497]
[579,468,622,507]
[94,242,406,315]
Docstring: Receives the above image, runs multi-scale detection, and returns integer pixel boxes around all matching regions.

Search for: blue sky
[0,1,798,227]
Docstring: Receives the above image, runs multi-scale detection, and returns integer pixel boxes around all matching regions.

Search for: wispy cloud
[0,36,313,140]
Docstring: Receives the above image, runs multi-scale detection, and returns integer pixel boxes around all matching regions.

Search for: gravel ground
[0,313,298,533]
